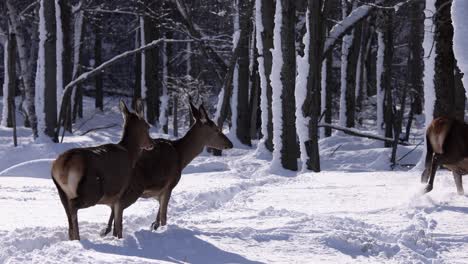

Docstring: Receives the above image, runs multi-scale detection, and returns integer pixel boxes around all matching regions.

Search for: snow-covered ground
[0,97,467,263]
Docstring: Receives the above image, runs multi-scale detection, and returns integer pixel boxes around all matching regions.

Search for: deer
[421,116,468,195]
[51,100,153,240]
[100,100,233,236]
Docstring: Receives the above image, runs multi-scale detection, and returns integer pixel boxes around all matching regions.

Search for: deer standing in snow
[422,117,468,195]
[52,100,153,240]
[101,101,233,236]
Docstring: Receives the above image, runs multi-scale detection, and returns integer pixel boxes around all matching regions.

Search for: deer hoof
[150,221,160,231]
[100,227,111,237]
[423,184,433,194]
[457,189,464,196]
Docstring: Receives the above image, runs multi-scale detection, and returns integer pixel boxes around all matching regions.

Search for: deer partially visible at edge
[422,116,468,195]
[101,100,233,236]
[52,100,153,240]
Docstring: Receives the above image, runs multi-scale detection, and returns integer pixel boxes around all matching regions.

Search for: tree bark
[6,0,38,137]
[2,30,17,128]
[94,18,103,111]
[36,0,57,138]
[301,0,324,171]
[274,0,298,171]
[234,0,252,146]
[433,0,462,121]
[408,0,424,115]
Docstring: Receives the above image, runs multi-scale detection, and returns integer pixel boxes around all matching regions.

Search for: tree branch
[317,123,411,146]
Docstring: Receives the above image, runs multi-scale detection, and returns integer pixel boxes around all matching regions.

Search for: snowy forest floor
[0,97,467,263]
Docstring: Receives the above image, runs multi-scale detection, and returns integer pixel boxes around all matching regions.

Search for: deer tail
[51,153,85,199]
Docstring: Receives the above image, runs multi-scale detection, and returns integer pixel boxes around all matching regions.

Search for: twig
[397,140,424,162]
[80,124,118,136]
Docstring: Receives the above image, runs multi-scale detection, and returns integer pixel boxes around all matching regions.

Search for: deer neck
[118,133,142,167]
[175,124,206,169]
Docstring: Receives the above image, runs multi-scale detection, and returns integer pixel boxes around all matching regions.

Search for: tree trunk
[255,0,274,152]
[344,20,362,128]
[6,0,38,137]
[408,1,425,115]
[301,0,324,171]
[249,31,260,139]
[324,52,333,137]
[141,13,161,125]
[376,9,394,145]
[133,29,141,109]
[35,0,57,139]
[94,18,103,111]
[173,95,178,137]
[271,0,298,171]
[433,0,461,121]
[72,4,84,122]
[233,0,252,146]
[1,30,17,128]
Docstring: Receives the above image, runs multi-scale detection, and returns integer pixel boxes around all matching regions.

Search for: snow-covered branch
[318,123,411,146]
[55,38,193,140]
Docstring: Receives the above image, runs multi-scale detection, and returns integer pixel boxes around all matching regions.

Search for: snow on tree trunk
[295,9,311,170]
[158,38,169,133]
[140,16,147,101]
[230,1,240,138]
[338,0,354,130]
[452,0,468,91]
[1,40,10,127]
[270,0,298,171]
[35,0,57,139]
[376,31,385,135]
[320,58,327,138]
[55,0,63,112]
[254,0,274,153]
[6,0,38,137]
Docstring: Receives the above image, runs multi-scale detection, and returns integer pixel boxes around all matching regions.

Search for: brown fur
[52,100,153,240]
[422,117,468,195]
[100,102,233,236]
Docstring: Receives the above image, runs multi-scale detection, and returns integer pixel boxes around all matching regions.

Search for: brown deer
[421,117,468,195]
[51,100,153,240]
[100,101,233,236]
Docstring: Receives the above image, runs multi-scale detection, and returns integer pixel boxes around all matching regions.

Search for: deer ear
[189,100,201,120]
[119,100,130,119]
[135,99,145,118]
[198,104,209,123]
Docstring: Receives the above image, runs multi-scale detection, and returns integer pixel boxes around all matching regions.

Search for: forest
[1,0,468,263]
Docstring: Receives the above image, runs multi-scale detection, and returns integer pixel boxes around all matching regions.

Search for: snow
[376,31,385,136]
[338,32,353,129]
[34,0,47,138]
[140,16,147,100]
[415,0,436,170]
[230,2,240,134]
[320,57,327,138]
[158,40,169,131]
[254,0,270,151]
[295,9,311,170]
[452,0,468,91]
[269,0,284,171]
[1,96,468,263]
[1,40,9,127]
[323,5,372,57]
[55,0,63,112]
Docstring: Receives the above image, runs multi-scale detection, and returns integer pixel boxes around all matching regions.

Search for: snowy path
[1,147,468,263]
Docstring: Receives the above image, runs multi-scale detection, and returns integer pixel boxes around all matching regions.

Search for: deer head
[189,101,233,150]
[120,99,153,151]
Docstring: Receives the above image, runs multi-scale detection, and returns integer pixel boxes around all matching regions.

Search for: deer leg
[424,153,439,194]
[112,202,123,238]
[68,199,80,240]
[100,208,114,237]
[453,171,464,195]
[53,179,75,239]
[159,191,171,227]
[151,206,161,231]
